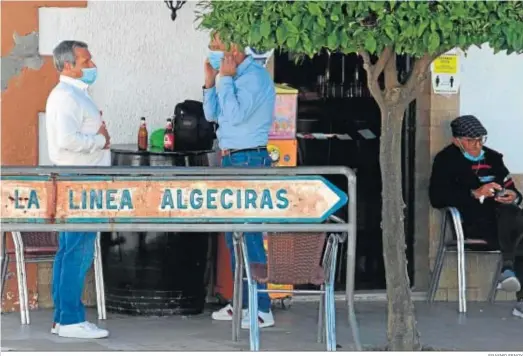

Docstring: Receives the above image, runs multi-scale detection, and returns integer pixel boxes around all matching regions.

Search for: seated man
[429,115,523,318]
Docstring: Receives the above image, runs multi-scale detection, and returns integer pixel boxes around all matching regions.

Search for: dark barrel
[101,144,217,316]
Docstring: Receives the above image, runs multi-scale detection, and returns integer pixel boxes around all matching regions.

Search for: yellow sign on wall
[433,54,458,74]
[431,50,460,95]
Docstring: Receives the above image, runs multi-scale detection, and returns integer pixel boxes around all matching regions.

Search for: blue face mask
[463,149,485,162]
[208,50,224,70]
[80,68,97,85]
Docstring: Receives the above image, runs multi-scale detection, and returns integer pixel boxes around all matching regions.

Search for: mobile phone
[493,189,507,198]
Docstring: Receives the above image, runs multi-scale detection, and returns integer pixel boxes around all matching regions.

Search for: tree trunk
[380,106,421,351]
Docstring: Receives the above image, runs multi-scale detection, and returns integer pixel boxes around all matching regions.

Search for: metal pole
[345,171,361,350]
[231,232,243,342]
[0,231,9,302]
[0,223,351,233]
[0,165,353,176]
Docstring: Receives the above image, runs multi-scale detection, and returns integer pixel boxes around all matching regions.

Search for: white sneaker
[51,323,59,335]
[512,301,523,318]
[211,304,248,321]
[57,322,109,339]
[51,321,102,335]
[241,310,275,329]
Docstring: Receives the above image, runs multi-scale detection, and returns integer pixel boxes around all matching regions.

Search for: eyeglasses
[461,136,487,145]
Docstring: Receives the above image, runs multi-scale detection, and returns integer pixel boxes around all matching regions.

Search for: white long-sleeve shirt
[45,75,110,166]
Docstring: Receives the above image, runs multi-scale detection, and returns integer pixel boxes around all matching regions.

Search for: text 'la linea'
[12,188,290,211]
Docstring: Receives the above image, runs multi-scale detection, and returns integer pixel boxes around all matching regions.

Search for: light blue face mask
[457,138,485,162]
[463,149,485,162]
[208,50,224,70]
[80,67,98,85]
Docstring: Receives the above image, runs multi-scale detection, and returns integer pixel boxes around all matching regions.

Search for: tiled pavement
[1,301,522,351]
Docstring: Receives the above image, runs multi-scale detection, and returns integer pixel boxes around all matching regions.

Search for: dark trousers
[497,204,523,300]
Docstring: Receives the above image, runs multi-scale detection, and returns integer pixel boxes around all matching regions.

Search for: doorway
[274,50,416,291]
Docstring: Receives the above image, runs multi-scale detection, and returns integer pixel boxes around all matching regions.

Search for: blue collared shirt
[203,56,275,150]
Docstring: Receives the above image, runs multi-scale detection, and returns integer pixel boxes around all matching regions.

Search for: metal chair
[231,216,347,351]
[0,231,106,324]
[427,207,502,313]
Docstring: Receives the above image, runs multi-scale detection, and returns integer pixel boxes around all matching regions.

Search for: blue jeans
[52,232,97,325]
[222,149,271,313]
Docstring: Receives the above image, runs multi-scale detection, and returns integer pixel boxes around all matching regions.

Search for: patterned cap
[450,115,487,138]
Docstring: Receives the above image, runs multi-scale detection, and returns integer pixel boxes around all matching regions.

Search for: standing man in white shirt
[45,40,110,339]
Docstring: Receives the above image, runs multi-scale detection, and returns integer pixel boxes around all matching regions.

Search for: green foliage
[196,0,523,58]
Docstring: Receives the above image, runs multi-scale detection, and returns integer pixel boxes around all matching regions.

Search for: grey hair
[52,40,88,72]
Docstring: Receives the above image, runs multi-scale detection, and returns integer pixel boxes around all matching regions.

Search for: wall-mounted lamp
[164,0,187,22]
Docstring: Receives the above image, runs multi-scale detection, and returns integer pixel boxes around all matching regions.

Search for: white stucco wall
[38,1,209,163]
[460,44,523,173]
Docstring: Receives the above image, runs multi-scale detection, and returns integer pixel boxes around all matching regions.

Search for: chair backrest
[264,232,327,286]
[20,232,58,255]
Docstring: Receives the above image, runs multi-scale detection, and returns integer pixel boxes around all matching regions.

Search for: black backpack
[173,100,216,151]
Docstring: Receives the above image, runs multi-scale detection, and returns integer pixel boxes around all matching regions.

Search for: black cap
[450,115,487,138]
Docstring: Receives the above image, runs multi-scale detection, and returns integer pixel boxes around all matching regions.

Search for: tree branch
[359,50,385,107]
[359,50,373,72]
[403,52,441,102]
[384,52,399,90]
[374,46,393,78]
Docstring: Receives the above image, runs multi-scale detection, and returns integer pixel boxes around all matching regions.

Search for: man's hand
[219,54,237,77]
[495,189,518,204]
[204,59,218,88]
[472,182,502,199]
[97,122,111,149]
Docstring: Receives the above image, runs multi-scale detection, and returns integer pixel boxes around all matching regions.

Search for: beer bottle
[163,118,175,152]
[137,117,148,151]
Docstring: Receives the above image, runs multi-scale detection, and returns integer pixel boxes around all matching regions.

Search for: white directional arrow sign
[1,175,348,224]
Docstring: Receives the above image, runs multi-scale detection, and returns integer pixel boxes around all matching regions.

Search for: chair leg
[488,253,504,303]
[93,233,106,320]
[239,233,260,351]
[428,244,447,303]
[12,232,30,325]
[231,232,243,342]
[325,282,337,351]
[325,238,339,351]
[455,239,467,313]
[248,282,260,351]
[428,213,448,303]
[1,231,9,301]
[318,238,333,345]
[0,254,9,303]
[317,284,325,344]
[456,233,467,313]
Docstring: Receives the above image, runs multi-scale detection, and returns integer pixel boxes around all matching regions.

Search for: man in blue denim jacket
[203,32,276,329]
